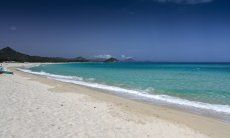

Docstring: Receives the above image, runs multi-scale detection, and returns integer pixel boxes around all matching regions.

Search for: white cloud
[94,54,112,59]
[121,55,132,59]
[154,0,213,4]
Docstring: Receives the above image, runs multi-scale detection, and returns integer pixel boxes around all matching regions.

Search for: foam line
[18,68,230,114]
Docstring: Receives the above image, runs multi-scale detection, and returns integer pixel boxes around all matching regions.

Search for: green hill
[0,47,88,62]
[104,58,119,63]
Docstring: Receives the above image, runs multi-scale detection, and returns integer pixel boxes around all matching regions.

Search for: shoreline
[2,63,230,137]
[17,63,230,123]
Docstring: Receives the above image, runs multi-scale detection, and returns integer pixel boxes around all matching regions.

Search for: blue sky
[0,0,230,62]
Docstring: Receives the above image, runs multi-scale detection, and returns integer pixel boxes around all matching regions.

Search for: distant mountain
[121,58,136,62]
[88,56,121,62]
[0,47,29,62]
[88,58,107,62]
[70,57,89,62]
[104,58,119,63]
[0,47,88,62]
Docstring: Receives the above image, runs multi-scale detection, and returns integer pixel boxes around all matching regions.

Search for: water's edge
[17,68,230,123]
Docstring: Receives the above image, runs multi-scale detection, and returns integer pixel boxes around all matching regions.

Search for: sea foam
[18,68,230,114]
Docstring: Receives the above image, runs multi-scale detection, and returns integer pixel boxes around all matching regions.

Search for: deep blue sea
[20,62,230,122]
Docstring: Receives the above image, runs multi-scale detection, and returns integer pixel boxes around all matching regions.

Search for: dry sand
[0,63,229,138]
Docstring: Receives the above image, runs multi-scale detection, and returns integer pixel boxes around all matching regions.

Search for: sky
[0,0,230,62]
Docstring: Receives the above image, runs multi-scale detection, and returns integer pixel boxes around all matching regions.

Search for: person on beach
[0,64,13,74]
[0,64,3,74]
[0,64,3,71]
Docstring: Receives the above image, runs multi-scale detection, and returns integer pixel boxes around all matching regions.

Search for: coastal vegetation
[0,47,120,63]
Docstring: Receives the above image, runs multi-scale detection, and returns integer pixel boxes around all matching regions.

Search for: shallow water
[22,62,230,121]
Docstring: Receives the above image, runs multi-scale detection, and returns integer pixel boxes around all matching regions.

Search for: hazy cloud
[121,55,132,59]
[154,0,213,4]
[9,26,16,31]
[94,54,112,59]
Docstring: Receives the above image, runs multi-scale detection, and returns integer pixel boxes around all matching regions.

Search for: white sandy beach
[0,63,229,138]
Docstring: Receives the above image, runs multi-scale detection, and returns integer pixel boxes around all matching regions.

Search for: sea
[19,62,230,122]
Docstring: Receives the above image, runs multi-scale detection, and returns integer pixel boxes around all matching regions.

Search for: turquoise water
[24,63,230,117]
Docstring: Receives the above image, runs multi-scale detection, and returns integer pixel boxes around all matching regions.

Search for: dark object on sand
[0,71,14,74]
[0,67,13,75]
[0,70,14,74]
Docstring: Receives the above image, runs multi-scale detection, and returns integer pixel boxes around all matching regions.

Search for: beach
[0,63,230,138]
